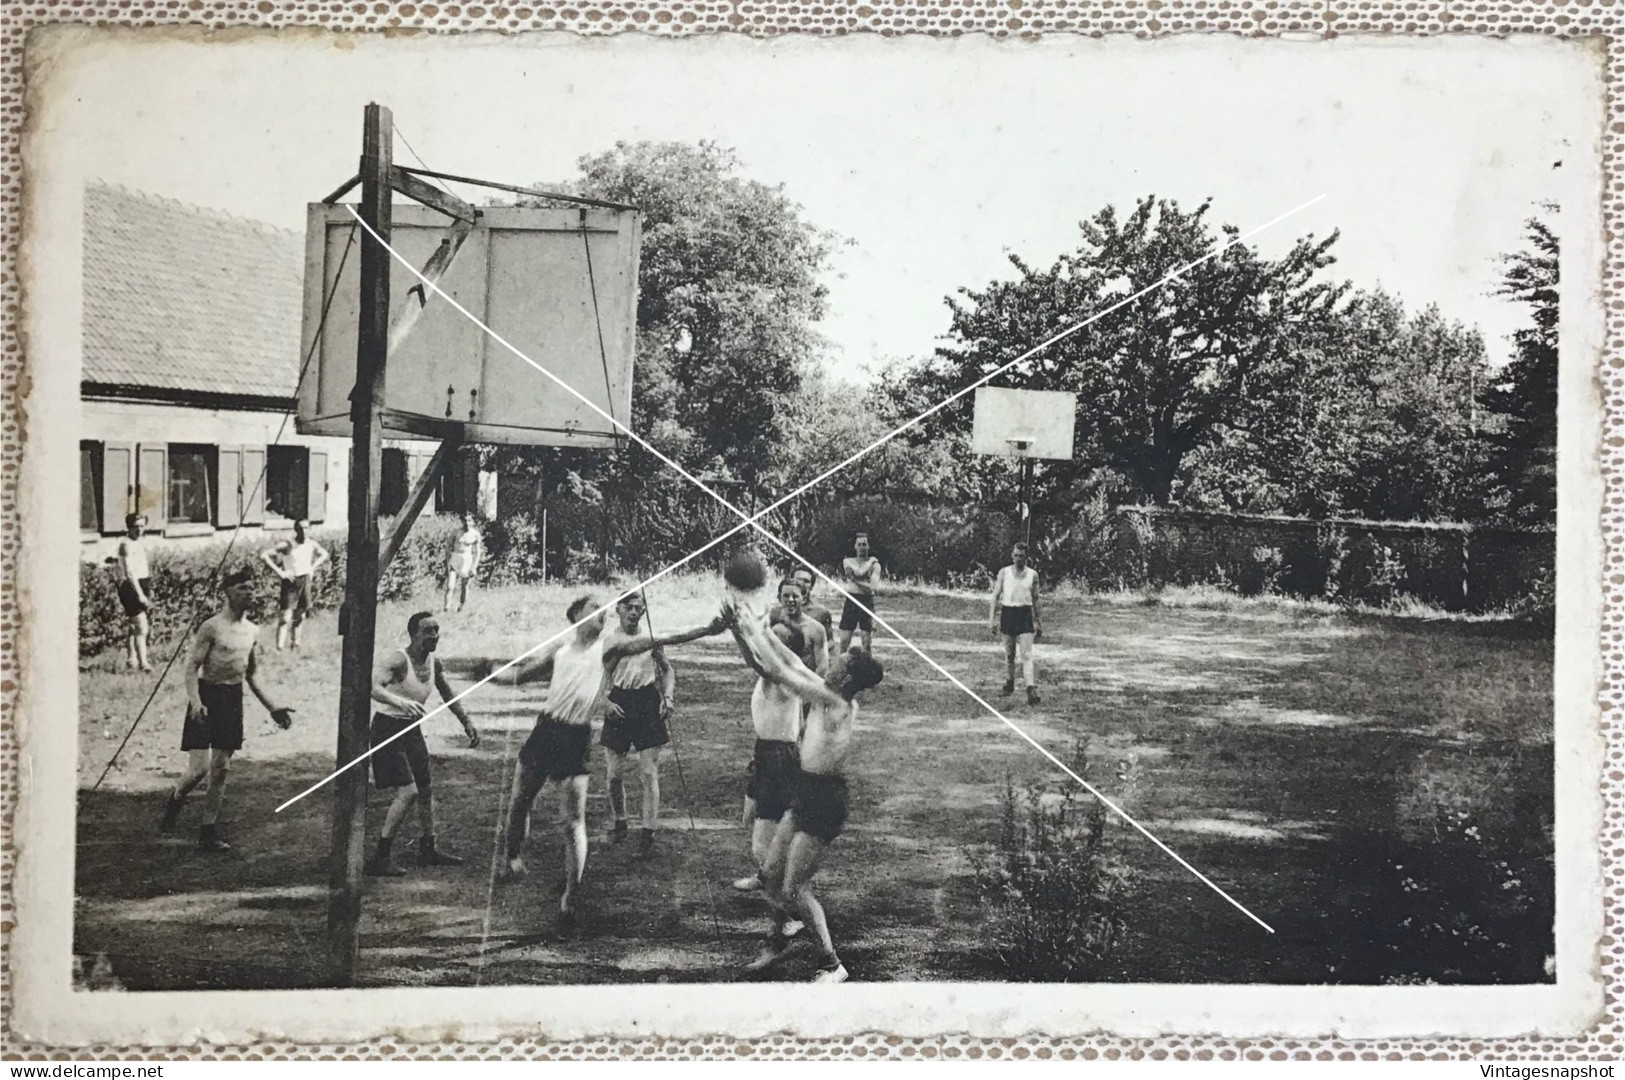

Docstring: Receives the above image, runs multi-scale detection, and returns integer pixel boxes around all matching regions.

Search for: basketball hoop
[1006,434,1036,458]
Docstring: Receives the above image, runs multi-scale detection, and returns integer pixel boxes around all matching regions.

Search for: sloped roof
[82,182,304,398]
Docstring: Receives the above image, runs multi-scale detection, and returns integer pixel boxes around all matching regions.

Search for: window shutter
[136,444,168,527]
[307,450,328,524]
[241,447,267,526]
[380,448,408,517]
[101,443,132,534]
[216,446,243,528]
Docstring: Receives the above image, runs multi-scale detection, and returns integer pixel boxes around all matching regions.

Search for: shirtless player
[494,595,725,936]
[730,614,811,896]
[836,533,883,654]
[728,604,885,983]
[767,577,829,675]
[160,568,294,852]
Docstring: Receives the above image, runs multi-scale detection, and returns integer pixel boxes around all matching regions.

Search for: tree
[887,196,1343,507]
[1480,208,1558,527]
[1183,289,1490,521]
[490,141,840,570]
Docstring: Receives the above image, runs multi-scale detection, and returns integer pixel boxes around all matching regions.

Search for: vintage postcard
[11,26,1609,1045]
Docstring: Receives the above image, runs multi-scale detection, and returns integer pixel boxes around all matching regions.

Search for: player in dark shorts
[161,567,294,852]
[600,593,676,858]
[114,513,153,672]
[990,541,1044,705]
[730,619,808,896]
[364,611,480,876]
[727,604,884,983]
[836,532,883,654]
[491,594,725,937]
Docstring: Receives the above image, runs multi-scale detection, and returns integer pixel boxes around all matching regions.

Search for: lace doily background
[0,0,1617,1060]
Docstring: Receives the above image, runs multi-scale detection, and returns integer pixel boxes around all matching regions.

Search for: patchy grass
[76,575,1553,987]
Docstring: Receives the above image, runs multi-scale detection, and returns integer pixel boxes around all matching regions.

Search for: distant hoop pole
[1007,437,1035,547]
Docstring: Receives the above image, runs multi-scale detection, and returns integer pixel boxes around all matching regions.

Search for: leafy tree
[1184,290,1490,521]
[1480,208,1558,526]
[885,196,1343,507]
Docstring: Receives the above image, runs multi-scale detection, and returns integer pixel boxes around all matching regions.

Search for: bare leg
[133,613,151,671]
[559,775,589,912]
[782,832,837,967]
[1005,636,1018,686]
[200,750,233,826]
[836,628,854,653]
[605,751,628,826]
[277,610,292,651]
[382,786,418,840]
[504,759,547,863]
[443,572,457,613]
[862,627,873,653]
[291,608,305,649]
[1018,633,1036,688]
[751,817,779,871]
[173,749,210,800]
[637,751,662,832]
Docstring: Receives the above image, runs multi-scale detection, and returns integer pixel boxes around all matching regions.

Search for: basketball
[722,548,769,592]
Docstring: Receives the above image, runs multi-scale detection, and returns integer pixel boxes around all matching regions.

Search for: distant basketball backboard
[295,203,640,447]
[971,387,1077,460]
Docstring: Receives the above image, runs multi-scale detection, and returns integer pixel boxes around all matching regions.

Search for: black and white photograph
[12,26,1608,1044]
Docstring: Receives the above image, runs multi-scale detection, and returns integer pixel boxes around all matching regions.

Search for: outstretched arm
[607,612,727,663]
[734,608,843,709]
[489,636,567,686]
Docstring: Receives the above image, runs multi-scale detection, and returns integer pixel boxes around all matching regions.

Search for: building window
[81,442,101,533]
[267,445,311,521]
[167,445,213,525]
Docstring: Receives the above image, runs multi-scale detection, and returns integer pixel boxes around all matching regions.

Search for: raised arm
[734,608,843,709]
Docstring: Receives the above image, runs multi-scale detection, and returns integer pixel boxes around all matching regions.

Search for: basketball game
[24,25,1602,1056]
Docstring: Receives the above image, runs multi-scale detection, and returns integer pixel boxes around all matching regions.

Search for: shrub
[973,744,1133,981]
[79,518,465,658]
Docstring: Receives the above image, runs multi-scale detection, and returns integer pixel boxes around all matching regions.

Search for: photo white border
[9,26,1609,1046]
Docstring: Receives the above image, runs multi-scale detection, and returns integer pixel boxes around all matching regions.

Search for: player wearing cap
[260,519,329,651]
[161,567,295,852]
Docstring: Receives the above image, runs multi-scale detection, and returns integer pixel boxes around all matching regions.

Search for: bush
[78,519,465,659]
[973,744,1133,981]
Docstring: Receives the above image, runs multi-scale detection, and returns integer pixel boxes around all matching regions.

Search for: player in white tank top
[363,612,480,876]
[444,513,484,613]
[491,592,727,938]
[990,542,1044,705]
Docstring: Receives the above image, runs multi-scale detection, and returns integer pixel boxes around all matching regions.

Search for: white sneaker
[813,963,848,984]
[780,919,805,938]
[731,874,763,892]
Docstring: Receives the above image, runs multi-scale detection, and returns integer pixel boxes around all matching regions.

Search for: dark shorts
[793,771,850,843]
[600,684,669,755]
[519,715,593,781]
[280,575,312,615]
[839,594,875,632]
[1000,605,1035,637]
[746,738,800,822]
[117,577,151,618]
[370,712,432,790]
[181,680,245,752]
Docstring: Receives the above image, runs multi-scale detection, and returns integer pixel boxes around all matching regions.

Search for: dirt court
[74,579,1555,988]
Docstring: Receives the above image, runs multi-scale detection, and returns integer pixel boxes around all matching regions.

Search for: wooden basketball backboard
[970,387,1078,460]
[295,202,639,447]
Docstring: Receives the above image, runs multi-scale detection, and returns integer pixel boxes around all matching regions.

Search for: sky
[34,29,1598,383]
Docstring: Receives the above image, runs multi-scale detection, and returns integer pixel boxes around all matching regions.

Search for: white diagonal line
[320,203,1316,931]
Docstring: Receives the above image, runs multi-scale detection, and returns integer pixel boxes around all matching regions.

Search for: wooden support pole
[327,102,392,988]
[380,433,462,571]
